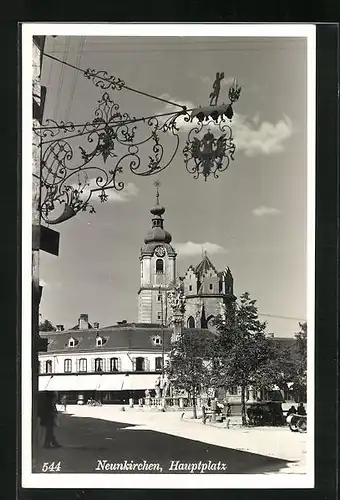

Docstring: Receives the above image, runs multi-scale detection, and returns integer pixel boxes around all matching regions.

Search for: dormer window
[152,335,162,346]
[96,336,103,347]
[68,338,76,348]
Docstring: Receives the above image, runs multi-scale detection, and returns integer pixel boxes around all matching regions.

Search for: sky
[38,34,308,337]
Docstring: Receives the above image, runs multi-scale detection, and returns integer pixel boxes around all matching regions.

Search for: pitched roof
[194,253,218,276]
[39,324,210,354]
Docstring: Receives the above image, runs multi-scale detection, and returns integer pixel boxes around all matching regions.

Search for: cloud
[252,206,281,217]
[102,182,139,203]
[232,113,293,157]
[173,241,227,257]
[72,180,139,204]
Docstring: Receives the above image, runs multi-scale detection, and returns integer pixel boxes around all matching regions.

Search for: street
[33,410,293,474]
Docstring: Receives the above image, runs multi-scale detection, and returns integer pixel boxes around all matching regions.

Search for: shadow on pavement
[33,413,293,474]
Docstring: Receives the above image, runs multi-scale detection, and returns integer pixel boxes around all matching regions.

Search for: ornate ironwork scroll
[36,92,184,224]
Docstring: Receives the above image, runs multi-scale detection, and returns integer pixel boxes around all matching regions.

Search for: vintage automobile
[286,413,307,433]
[246,401,285,426]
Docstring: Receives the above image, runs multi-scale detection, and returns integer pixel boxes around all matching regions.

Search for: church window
[45,360,52,373]
[157,312,162,321]
[64,359,72,373]
[156,259,164,274]
[187,316,195,328]
[189,285,192,292]
[157,295,161,301]
[209,284,213,290]
[135,357,145,371]
[110,357,119,372]
[94,358,104,372]
[155,357,163,371]
[79,358,87,372]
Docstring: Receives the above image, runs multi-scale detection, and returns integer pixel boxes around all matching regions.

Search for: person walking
[38,391,61,449]
[61,395,67,411]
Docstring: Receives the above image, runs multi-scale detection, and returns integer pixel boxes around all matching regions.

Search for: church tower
[138,182,177,324]
[182,251,236,331]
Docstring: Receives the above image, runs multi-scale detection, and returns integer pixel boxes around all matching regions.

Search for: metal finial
[154,180,161,205]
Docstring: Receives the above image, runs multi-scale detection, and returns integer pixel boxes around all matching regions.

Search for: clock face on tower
[154,246,166,257]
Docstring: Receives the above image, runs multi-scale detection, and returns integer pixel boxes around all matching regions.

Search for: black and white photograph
[21,23,316,489]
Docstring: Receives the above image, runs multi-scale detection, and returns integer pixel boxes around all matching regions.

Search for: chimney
[56,324,64,332]
[79,313,89,330]
[93,321,99,329]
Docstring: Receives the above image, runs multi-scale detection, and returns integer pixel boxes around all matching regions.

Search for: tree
[213,292,274,425]
[291,322,307,401]
[166,329,213,419]
[39,319,56,332]
[252,322,307,403]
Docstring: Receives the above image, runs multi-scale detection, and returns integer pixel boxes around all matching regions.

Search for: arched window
[45,360,52,373]
[156,259,164,274]
[94,358,104,372]
[187,316,195,328]
[110,357,119,372]
[79,358,87,372]
[135,357,145,371]
[64,359,72,373]
[155,357,163,371]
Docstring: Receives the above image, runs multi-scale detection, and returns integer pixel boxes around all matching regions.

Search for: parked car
[246,401,285,426]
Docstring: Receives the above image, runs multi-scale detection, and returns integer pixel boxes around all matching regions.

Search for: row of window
[187,284,232,293]
[40,356,163,374]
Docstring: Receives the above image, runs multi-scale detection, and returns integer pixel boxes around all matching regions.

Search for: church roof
[194,252,218,276]
[39,324,210,354]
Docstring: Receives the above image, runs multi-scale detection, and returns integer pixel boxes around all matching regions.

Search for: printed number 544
[42,461,61,472]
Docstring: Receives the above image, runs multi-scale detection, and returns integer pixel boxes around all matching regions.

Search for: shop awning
[96,375,125,391]
[39,375,52,391]
[121,374,159,391]
[39,375,102,391]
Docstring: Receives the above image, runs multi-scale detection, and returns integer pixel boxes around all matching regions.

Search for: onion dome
[143,182,172,244]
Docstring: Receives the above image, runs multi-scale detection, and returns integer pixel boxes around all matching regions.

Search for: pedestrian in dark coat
[38,391,61,448]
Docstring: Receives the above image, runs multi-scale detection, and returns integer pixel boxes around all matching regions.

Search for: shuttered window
[64,359,72,373]
[45,360,52,373]
[94,358,103,372]
[79,358,87,372]
[135,357,144,371]
[155,357,162,371]
[110,358,119,372]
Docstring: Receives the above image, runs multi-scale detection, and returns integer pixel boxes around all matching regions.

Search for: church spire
[143,180,172,244]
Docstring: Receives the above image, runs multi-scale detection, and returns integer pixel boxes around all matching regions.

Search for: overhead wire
[43,52,186,110]
[64,37,85,123]
[52,37,70,121]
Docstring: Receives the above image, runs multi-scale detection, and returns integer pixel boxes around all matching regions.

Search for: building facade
[38,190,296,405]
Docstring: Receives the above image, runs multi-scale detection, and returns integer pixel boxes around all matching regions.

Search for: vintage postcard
[21,23,316,489]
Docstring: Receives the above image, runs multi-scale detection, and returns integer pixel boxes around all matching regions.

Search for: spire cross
[154,180,161,205]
